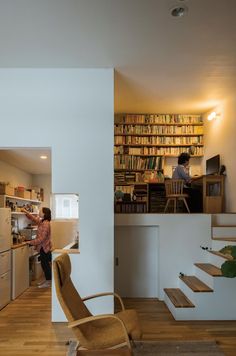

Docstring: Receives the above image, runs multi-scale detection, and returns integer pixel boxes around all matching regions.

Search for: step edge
[179,275,214,292]
[209,250,233,261]
[164,288,195,308]
[194,263,222,277]
[212,237,236,241]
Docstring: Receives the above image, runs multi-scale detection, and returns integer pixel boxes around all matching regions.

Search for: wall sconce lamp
[207,111,220,121]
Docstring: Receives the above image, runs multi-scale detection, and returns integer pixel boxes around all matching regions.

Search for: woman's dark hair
[42,207,51,221]
[178,152,190,165]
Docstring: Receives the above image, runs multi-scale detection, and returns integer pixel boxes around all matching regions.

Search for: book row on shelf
[114,125,203,135]
[114,170,165,184]
[114,183,167,213]
[115,171,142,183]
[115,202,147,213]
[115,114,203,125]
[114,136,203,145]
[114,155,163,171]
[114,145,203,156]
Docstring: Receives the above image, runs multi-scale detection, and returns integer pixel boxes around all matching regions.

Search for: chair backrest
[165,179,184,196]
[53,253,92,342]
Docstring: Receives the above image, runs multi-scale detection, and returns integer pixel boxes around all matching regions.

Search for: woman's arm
[21,208,40,224]
[29,221,50,247]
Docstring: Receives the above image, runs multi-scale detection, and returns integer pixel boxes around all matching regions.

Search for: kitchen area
[0,148,79,311]
[0,168,48,310]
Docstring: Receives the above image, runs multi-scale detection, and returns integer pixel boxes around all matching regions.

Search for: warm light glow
[40,155,48,160]
[208,111,220,121]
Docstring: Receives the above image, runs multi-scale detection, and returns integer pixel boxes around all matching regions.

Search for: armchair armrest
[68,314,131,349]
[82,292,125,311]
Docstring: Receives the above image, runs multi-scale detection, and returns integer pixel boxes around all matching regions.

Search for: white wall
[51,219,78,249]
[0,68,114,320]
[0,159,32,188]
[203,96,236,212]
[32,174,51,209]
[115,214,211,300]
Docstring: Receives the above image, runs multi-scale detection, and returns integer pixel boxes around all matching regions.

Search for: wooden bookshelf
[114,114,204,213]
[114,114,204,184]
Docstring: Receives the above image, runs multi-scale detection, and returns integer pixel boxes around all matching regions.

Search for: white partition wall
[0,68,114,320]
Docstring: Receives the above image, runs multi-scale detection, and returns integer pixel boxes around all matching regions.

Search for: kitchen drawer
[0,250,11,274]
[0,271,11,310]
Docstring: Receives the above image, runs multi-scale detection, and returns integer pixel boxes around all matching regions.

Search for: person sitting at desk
[172,152,191,185]
[172,152,202,212]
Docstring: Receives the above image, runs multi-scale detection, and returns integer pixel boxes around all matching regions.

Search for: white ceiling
[0,0,236,114]
[0,149,51,175]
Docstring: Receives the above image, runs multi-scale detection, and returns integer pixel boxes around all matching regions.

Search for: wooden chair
[53,253,142,352]
[164,179,190,213]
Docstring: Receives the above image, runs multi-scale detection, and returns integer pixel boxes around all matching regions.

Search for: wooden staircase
[164,215,236,320]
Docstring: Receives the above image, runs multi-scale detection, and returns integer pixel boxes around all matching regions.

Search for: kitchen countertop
[11,242,28,249]
[53,241,80,254]
[12,241,80,254]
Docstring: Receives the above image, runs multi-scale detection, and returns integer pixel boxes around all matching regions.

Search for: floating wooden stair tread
[212,225,236,227]
[179,275,213,292]
[164,288,195,308]
[212,237,236,242]
[209,250,233,261]
[195,263,222,276]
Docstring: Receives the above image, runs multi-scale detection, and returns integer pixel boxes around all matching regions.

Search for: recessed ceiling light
[170,5,188,17]
[40,155,47,160]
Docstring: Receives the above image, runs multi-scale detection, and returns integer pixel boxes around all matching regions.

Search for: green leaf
[221,260,236,278]
[219,245,234,256]
[231,246,236,259]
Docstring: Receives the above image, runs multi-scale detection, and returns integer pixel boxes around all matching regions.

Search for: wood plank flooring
[0,287,236,355]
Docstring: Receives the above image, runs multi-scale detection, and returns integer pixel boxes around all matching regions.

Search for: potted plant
[220,245,236,277]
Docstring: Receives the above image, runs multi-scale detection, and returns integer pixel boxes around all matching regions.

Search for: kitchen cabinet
[0,208,11,310]
[0,250,11,309]
[12,244,29,299]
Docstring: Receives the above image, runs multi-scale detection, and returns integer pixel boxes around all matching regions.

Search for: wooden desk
[192,175,225,213]
[76,347,132,355]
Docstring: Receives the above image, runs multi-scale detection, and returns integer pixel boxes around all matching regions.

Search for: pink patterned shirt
[25,213,52,253]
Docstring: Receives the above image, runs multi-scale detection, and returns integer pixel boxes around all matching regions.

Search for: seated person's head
[178,152,190,166]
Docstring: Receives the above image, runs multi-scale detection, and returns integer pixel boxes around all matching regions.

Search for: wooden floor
[0,287,236,355]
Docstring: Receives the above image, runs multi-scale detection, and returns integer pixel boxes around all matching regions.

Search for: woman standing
[21,207,52,288]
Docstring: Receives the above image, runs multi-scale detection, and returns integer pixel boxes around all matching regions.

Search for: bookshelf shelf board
[114,144,204,147]
[115,168,163,172]
[115,201,147,204]
[114,122,203,126]
[114,154,203,158]
[114,154,163,157]
[114,133,203,137]
[164,155,203,158]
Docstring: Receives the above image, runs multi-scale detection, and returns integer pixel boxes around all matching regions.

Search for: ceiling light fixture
[207,112,220,121]
[170,5,188,17]
[40,155,48,160]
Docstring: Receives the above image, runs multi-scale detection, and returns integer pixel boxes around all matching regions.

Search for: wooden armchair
[53,253,142,351]
[164,179,190,213]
